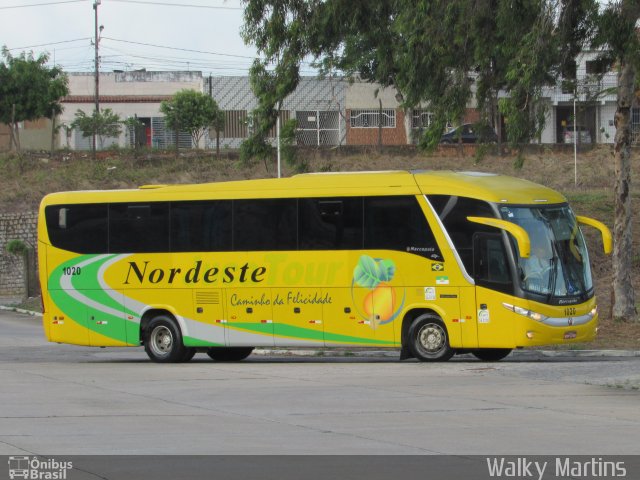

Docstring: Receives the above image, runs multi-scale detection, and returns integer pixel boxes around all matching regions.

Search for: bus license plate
[564,331,577,340]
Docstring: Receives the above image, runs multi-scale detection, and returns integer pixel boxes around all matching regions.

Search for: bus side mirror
[576,216,612,255]
[467,216,530,258]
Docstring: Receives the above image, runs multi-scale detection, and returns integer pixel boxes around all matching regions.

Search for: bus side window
[299,198,363,250]
[473,233,513,293]
[233,199,297,251]
[109,203,170,253]
[170,201,232,252]
[428,195,495,274]
[364,196,442,259]
[45,204,108,254]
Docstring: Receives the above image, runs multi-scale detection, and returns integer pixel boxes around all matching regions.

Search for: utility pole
[93,0,101,159]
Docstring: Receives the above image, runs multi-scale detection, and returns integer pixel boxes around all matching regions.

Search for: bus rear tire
[407,314,454,362]
[207,347,254,362]
[472,348,512,362]
[144,315,187,363]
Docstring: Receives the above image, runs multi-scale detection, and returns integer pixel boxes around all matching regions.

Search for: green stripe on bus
[49,255,136,345]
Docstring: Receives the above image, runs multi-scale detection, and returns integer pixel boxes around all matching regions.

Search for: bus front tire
[144,315,187,363]
[408,314,455,362]
[472,348,512,362]
[207,347,254,362]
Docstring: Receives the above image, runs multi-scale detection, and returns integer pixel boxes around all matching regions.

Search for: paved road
[1,310,639,456]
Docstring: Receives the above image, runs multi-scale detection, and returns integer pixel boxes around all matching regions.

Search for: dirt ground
[2,145,639,349]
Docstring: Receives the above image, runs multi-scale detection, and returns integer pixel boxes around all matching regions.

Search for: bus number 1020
[62,266,82,276]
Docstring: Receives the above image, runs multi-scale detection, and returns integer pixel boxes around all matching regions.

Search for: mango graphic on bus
[353,255,401,327]
[363,282,396,321]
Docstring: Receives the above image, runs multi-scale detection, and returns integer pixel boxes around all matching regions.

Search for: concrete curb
[253,348,640,358]
[0,305,43,317]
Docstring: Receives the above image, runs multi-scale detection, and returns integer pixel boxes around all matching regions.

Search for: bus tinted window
[234,199,297,251]
[171,201,232,252]
[428,195,496,272]
[299,198,363,250]
[365,196,442,260]
[45,204,108,254]
[109,203,170,253]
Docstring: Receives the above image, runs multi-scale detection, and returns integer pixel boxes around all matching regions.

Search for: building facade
[60,71,203,150]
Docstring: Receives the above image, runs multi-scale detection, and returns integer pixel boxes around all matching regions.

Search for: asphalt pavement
[0,309,639,457]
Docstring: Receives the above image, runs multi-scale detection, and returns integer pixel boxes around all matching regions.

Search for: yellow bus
[38,170,612,363]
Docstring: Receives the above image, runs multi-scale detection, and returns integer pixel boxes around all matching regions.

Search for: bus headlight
[502,302,548,323]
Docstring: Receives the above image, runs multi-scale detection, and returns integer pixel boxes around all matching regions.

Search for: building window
[585,59,608,75]
[223,110,248,138]
[350,109,396,128]
[411,110,433,129]
[296,110,340,146]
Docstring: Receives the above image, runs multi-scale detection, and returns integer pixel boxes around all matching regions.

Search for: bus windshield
[499,205,593,298]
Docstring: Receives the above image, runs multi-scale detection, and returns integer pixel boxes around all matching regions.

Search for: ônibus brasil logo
[8,456,72,480]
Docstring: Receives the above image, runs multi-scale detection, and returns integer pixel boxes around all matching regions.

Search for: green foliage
[239,132,272,167]
[0,47,69,151]
[160,90,223,147]
[71,108,122,149]
[281,118,304,171]
[0,47,69,124]
[241,0,580,151]
[6,239,28,256]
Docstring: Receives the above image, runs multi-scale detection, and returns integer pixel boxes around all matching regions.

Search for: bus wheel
[472,349,512,362]
[408,314,454,362]
[207,347,254,362]
[144,315,187,363]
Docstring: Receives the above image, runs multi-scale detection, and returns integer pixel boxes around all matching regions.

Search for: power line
[6,38,91,51]
[0,0,86,9]
[108,0,241,9]
[101,36,256,60]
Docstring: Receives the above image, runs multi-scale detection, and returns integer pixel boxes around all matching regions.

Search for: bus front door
[472,233,516,348]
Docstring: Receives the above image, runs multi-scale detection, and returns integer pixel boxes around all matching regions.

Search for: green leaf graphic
[353,256,396,289]
[353,255,381,289]
[377,259,396,282]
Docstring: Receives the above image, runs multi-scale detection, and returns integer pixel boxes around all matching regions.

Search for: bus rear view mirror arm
[576,216,613,255]
[466,216,531,258]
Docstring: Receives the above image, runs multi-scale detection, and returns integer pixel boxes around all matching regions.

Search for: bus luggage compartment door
[225,288,274,347]
[272,288,325,347]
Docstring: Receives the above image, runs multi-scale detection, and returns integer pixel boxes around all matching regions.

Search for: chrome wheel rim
[417,323,445,354]
[150,325,173,357]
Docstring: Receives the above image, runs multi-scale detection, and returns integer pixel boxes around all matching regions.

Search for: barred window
[223,110,248,138]
[412,110,434,129]
[350,109,396,128]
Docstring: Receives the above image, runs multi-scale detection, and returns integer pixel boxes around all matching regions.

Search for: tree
[160,89,223,152]
[209,107,226,160]
[0,47,68,153]
[591,0,639,321]
[241,0,638,321]
[71,108,122,150]
[240,1,560,157]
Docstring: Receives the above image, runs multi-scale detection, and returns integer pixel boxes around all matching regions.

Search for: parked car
[440,123,498,144]
[562,125,592,144]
